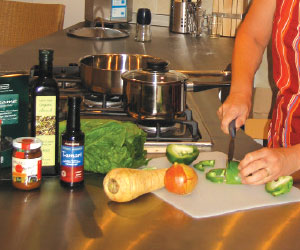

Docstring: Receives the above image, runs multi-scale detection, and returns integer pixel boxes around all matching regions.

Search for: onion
[164,162,198,195]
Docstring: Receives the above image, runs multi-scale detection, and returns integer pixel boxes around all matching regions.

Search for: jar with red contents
[12,137,42,190]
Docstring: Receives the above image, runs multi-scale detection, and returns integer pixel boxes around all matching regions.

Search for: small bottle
[60,96,84,188]
[135,8,152,42]
[31,49,59,176]
[12,137,42,190]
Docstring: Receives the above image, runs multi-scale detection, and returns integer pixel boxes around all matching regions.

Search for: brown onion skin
[164,162,198,195]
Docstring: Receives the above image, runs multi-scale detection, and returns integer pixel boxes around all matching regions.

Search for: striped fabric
[268,0,300,147]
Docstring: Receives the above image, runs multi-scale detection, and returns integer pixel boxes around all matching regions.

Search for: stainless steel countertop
[1,24,299,250]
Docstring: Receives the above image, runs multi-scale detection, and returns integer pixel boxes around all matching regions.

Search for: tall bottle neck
[39,60,53,78]
[66,103,81,133]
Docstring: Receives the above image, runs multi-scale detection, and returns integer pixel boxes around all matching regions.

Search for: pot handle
[182,64,232,92]
[186,80,231,92]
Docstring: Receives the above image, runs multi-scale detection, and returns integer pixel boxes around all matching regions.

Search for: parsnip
[103,168,168,202]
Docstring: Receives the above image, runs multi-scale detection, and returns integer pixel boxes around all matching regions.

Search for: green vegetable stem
[265,176,293,197]
[193,160,215,171]
[166,144,199,165]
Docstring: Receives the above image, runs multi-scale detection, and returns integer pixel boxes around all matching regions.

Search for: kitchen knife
[228,119,236,162]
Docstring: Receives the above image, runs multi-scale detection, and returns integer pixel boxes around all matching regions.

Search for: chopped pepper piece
[166,144,199,165]
[225,161,241,184]
[265,176,293,197]
[194,160,215,171]
[206,168,226,183]
[206,160,241,184]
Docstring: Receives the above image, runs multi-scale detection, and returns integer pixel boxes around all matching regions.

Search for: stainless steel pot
[121,59,231,120]
[79,54,157,95]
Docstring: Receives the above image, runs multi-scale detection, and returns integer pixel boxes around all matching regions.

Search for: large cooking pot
[121,59,231,121]
[79,54,157,95]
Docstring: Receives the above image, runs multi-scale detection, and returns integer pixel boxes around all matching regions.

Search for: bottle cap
[39,49,54,61]
[137,8,151,25]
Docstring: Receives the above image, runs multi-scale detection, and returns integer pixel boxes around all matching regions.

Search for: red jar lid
[13,137,42,150]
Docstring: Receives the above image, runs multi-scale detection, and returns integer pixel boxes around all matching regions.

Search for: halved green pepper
[265,176,293,197]
[166,144,199,165]
[206,168,226,183]
[194,160,215,171]
[225,161,241,184]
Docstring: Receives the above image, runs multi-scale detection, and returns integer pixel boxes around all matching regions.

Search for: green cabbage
[59,119,148,174]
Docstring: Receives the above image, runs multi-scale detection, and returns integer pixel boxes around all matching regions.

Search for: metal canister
[170,0,190,33]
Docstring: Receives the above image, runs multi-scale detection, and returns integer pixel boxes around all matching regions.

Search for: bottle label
[35,96,56,166]
[60,145,84,183]
[111,0,127,19]
[12,157,42,184]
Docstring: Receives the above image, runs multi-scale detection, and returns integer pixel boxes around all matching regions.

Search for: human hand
[238,147,291,185]
[217,92,251,134]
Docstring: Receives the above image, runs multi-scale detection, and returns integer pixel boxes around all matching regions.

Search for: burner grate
[136,110,200,142]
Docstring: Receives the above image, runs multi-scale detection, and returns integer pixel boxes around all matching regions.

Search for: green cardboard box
[0,72,29,168]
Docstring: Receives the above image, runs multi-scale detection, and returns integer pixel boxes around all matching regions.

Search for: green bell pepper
[265,176,293,197]
[206,168,226,183]
[225,161,242,184]
[166,144,199,165]
[206,160,241,184]
[194,160,215,171]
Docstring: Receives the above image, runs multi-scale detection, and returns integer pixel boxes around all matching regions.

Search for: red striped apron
[268,0,300,147]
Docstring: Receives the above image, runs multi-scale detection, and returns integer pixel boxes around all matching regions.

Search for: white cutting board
[147,152,300,218]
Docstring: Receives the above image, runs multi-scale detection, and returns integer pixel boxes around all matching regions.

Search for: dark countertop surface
[1,24,300,250]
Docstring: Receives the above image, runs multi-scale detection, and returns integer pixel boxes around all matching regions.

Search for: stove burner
[136,113,201,142]
[83,94,123,108]
[137,120,177,134]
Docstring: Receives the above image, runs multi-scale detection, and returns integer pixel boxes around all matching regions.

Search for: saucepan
[79,54,157,95]
[121,59,231,121]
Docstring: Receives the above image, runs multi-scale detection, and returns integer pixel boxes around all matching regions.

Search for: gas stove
[30,64,213,153]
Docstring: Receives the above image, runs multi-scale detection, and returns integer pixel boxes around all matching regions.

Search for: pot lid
[121,58,188,84]
[67,27,129,40]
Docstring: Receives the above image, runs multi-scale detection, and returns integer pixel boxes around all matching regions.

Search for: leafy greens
[59,119,148,174]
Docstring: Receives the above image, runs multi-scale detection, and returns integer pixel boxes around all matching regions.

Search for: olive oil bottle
[31,49,59,175]
[60,96,84,188]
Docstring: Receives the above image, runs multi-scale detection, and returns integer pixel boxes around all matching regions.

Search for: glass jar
[12,137,42,190]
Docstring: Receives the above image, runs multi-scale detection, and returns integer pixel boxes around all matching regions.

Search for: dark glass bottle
[60,96,84,188]
[31,49,59,176]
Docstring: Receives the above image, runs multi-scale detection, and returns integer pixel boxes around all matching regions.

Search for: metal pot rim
[121,77,187,86]
[121,69,188,85]
[79,53,157,65]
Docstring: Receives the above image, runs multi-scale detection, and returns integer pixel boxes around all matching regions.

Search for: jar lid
[121,58,188,85]
[13,137,42,150]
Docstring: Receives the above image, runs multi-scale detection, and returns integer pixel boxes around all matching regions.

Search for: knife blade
[228,119,236,162]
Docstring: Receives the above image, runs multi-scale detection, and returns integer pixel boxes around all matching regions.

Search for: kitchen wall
[12,0,212,29]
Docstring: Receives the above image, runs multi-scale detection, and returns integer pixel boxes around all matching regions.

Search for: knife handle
[229,119,236,138]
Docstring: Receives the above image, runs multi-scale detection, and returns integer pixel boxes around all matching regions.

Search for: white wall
[13,0,213,29]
